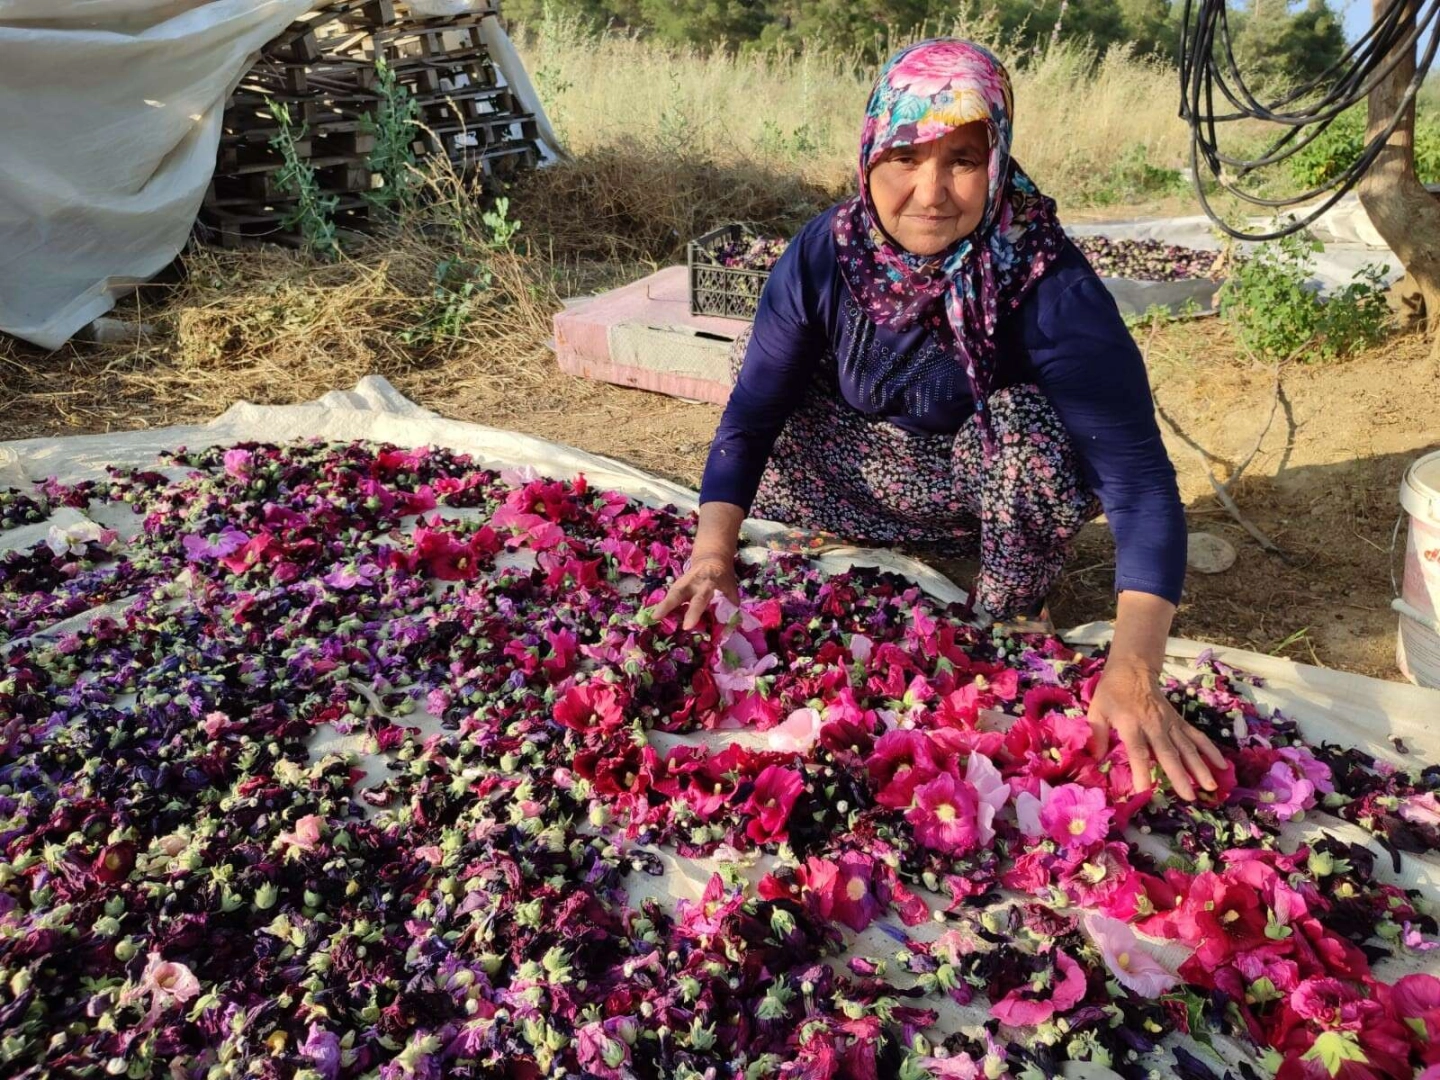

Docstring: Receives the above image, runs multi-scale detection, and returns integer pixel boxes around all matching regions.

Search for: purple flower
[181,526,249,560]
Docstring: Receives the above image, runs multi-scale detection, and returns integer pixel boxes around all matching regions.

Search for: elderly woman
[656,39,1224,802]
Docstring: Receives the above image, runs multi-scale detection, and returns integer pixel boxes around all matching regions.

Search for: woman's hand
[653,501,747,631]
[1086,590,1227,802]
[653,555,740,631]
[1086,656,1226,801]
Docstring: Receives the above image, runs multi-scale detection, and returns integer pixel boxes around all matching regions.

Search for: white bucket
[1397,448,1440,688]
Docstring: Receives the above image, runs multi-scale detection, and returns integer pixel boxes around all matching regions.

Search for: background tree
[1357,0,1440,354]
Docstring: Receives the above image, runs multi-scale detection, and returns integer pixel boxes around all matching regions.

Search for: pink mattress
[553,265,743,406]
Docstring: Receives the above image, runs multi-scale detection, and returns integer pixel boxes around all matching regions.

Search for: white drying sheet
[0,1,564,351]
[3,376,1439,1077]
[1066,208,1405,302]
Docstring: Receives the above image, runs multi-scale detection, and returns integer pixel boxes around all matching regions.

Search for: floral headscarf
[832,39,1066,451]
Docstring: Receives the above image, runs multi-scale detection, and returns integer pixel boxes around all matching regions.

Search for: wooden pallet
[202,0,539,250]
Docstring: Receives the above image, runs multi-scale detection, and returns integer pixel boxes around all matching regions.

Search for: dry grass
[518,13,1197,213]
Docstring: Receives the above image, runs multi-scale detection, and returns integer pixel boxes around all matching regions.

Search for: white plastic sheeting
[0,1,563,351]
[2,377,1438,1076]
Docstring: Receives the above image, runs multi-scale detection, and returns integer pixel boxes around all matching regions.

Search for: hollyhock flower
[964,751,1010,844]
[133,952,201,1011]
[323,561,380,590]
[1038,783,1113,851]
[552,682,627,733]
[1272,979,1414,1080]
[906,772,983,857]
[1400,793,1440,828]
[301,1025,343,1080]
[222,448,253,476]
[867,729,939,809]
[743,765,804,844]
[787,852,883,933]
[1392,973,1440,1042]
[182,526,249,561]
[574,1020,631,1078]
[990,949,1087,1027]
[92,842,136,884]
[45,519,117,557]
[1157,871,1269,975]
[767,707,823,754]
[1081,914,1179,996]
[277,814,325,854]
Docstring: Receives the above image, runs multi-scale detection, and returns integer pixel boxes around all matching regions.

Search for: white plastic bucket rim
[1400,447,1440,525]
[1397,448,1440,688]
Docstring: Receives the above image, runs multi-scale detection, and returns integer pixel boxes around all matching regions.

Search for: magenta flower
[1081,914,1178,997]
[574,1020,632,1078]
[1038,783,1113,851]
[866,729,939,809]
[906,772,984,857]
[989,949,1087,1027]
[743,765,804,844]
[222,448,253,476]
[552,682,627,733]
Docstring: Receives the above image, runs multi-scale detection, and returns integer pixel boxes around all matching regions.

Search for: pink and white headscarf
[832,39,1066,450]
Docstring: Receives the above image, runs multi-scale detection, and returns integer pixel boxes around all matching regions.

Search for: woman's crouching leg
[957,385,1102,619]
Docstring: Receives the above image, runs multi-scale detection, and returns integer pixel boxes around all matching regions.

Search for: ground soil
[2,263,1437,683]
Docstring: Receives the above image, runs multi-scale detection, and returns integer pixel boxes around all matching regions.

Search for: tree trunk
[1357,0,1440,359]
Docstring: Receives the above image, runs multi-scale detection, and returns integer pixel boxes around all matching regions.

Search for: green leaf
[1301,1030,1369,1076]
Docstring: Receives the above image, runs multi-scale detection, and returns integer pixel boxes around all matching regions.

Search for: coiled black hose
[1179,0,1440,239]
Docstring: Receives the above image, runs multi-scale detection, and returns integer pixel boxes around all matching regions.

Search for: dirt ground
[2,265,1437,683]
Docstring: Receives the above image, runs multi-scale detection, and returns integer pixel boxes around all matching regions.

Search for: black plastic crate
[687,223,779,321]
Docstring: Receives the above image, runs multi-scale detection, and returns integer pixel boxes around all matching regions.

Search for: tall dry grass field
[516,12,1194,213]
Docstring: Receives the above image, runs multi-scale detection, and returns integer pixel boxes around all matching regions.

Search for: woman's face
[867,122,990,256]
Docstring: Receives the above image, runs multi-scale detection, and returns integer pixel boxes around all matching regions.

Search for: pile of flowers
[695,235,790,274]
[1073,236,1227,282]
[1,439,1439,1080]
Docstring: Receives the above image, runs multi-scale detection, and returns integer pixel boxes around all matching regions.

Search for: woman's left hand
[1087,656,1226,802]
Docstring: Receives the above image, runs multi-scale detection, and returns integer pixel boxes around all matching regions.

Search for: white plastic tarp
[3,377,1439,1077]
[0,1,564,352]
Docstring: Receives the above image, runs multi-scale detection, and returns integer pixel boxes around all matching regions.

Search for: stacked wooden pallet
[201,0,541,248]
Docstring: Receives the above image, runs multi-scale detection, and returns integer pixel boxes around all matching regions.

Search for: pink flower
[849,633,874,662]
[906,772,983,857]
[1400,792,1440,828]
[796,852,883,933]
[415,845,444,866]
[137,952,201,1010]
[552,682,627,733]
[222,448,253,476]
[202,711,232,738]
[1392,973,1440,1041]
[574,1020,632,1079]
[990,949,1086,1027]
[743,766,804,844]
[866,729,939,809]
[767,707,823,754]
[964,752,1010,848]
[1038,783,1113,851]
[1081,914,1178,996]
[277,814,325,853]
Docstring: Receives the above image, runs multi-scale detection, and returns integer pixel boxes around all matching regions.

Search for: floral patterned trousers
[729,328,1102,619]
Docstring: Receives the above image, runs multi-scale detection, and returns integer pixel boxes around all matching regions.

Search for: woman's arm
[1087,591,1224,801]
[656,225,826,628]
[1021,254,1223,799]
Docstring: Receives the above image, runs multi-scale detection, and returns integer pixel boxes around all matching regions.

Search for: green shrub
[1288,105,1440,189]
[1077,143,1188,206]
[1217,233,1391,361]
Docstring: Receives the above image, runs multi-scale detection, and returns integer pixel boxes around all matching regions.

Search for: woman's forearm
[1108,590,1176,674]
[690,502,746,567]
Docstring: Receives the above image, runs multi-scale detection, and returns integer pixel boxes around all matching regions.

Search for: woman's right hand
[653,555,740,631]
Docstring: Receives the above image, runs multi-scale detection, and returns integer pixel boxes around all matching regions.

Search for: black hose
[1179,0,1440,241]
